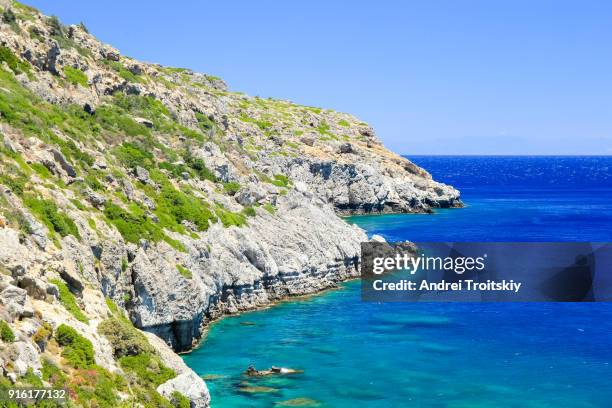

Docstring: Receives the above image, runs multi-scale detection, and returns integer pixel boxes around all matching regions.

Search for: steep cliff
[0,1,460,407]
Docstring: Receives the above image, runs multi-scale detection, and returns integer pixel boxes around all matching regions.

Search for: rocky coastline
[0,1,461,406]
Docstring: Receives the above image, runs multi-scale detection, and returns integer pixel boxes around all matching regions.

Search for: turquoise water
[183,156,612,407]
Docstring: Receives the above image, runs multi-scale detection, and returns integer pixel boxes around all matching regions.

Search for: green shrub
[70,198,86,212]
[24,197,81,239]
[0,172,28,196]
[30,162,52,179]
[55,324,94,368]
[119,354,175,387]
[78,21,89,33]
[71,365,120,408]
[49,279,89,323]
[103,202,164,244]
[305,106,322,114]
[271,174,291,188]
[47,15,63,37]
[195,112,215,133]
[105,297,121,315]
[121,257,128,272]
[85,173,104,191]
[338,119,350,127]
[64,66,88,87]
[242,206,256,217]
[105,60,142,83]
[113,94,170,121]
[263,203,276,214]
[184,154,216,182]
[41,358,67,387]
[0,320,14,342]
[2,8,16,24]
[159,161,191,179]
[317,120,331,135]
[115,142,154,169]
[0,46,31,75]
[98,317,154,358]
[170,391,191,408]
[222,181,241,195]
[238,112,272,130]
[95,105,149,137]
[156,185,215,231]
[176,264,192,279]
[21,367,43,387]
[215,207,247,227]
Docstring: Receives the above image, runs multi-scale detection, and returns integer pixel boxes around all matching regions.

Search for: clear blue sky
[27,0,612,155]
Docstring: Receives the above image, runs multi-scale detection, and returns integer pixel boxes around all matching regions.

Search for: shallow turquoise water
[183,283,612,407]
[183,157,612,407]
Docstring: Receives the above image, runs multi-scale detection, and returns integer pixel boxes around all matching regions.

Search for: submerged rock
[238,385,280,394]
[275,398,322,407]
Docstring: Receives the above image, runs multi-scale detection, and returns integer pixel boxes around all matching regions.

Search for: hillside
[0,1,460,407]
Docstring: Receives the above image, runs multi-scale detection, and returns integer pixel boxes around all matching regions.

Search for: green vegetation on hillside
[223,181,241,195]
[0,46,31,75]
[63,66,88,87]
[104,60,143,83]
[95,299,185,407]
[24,197,80,240]
[0,320,15,342]
[49,279,89,323]
[115,142,155,169]
[271,174,291,188]
[55,324,94,368]
[176,264,192,279]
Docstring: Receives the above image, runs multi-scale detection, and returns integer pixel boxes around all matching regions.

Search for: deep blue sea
[183,156,612,408]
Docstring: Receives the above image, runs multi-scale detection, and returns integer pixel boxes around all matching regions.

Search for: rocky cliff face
[0,1,460,406]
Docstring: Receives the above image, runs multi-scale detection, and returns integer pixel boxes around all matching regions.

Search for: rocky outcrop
[269,157,461,214]
[157,372,210,408]
[126,187,364,351]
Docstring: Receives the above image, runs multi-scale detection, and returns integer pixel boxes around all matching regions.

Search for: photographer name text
[372,279,522,293]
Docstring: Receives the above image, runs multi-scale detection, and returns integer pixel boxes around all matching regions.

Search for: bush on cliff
[24,197,81,240]
[96,105,150,137]
[115,142,155,169]
[103,202,163,243]
[0,320,15,342]
[195,111,215,132]
[215,206,247,227]
[176,264,192,279]
[104,60,142,83]
[223,181,241,195]
[114,94,170,125]
[0,46,31,75]
[119,353,176,387]
[156,185,216,231]
[63,66,88,87]
[49,279,89,323]
[98,317,154,358]
[171,391,191,408]
[55,324,95,369]
[271,173,291,188]
[41,358,67,387]
[184,154,217,182]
